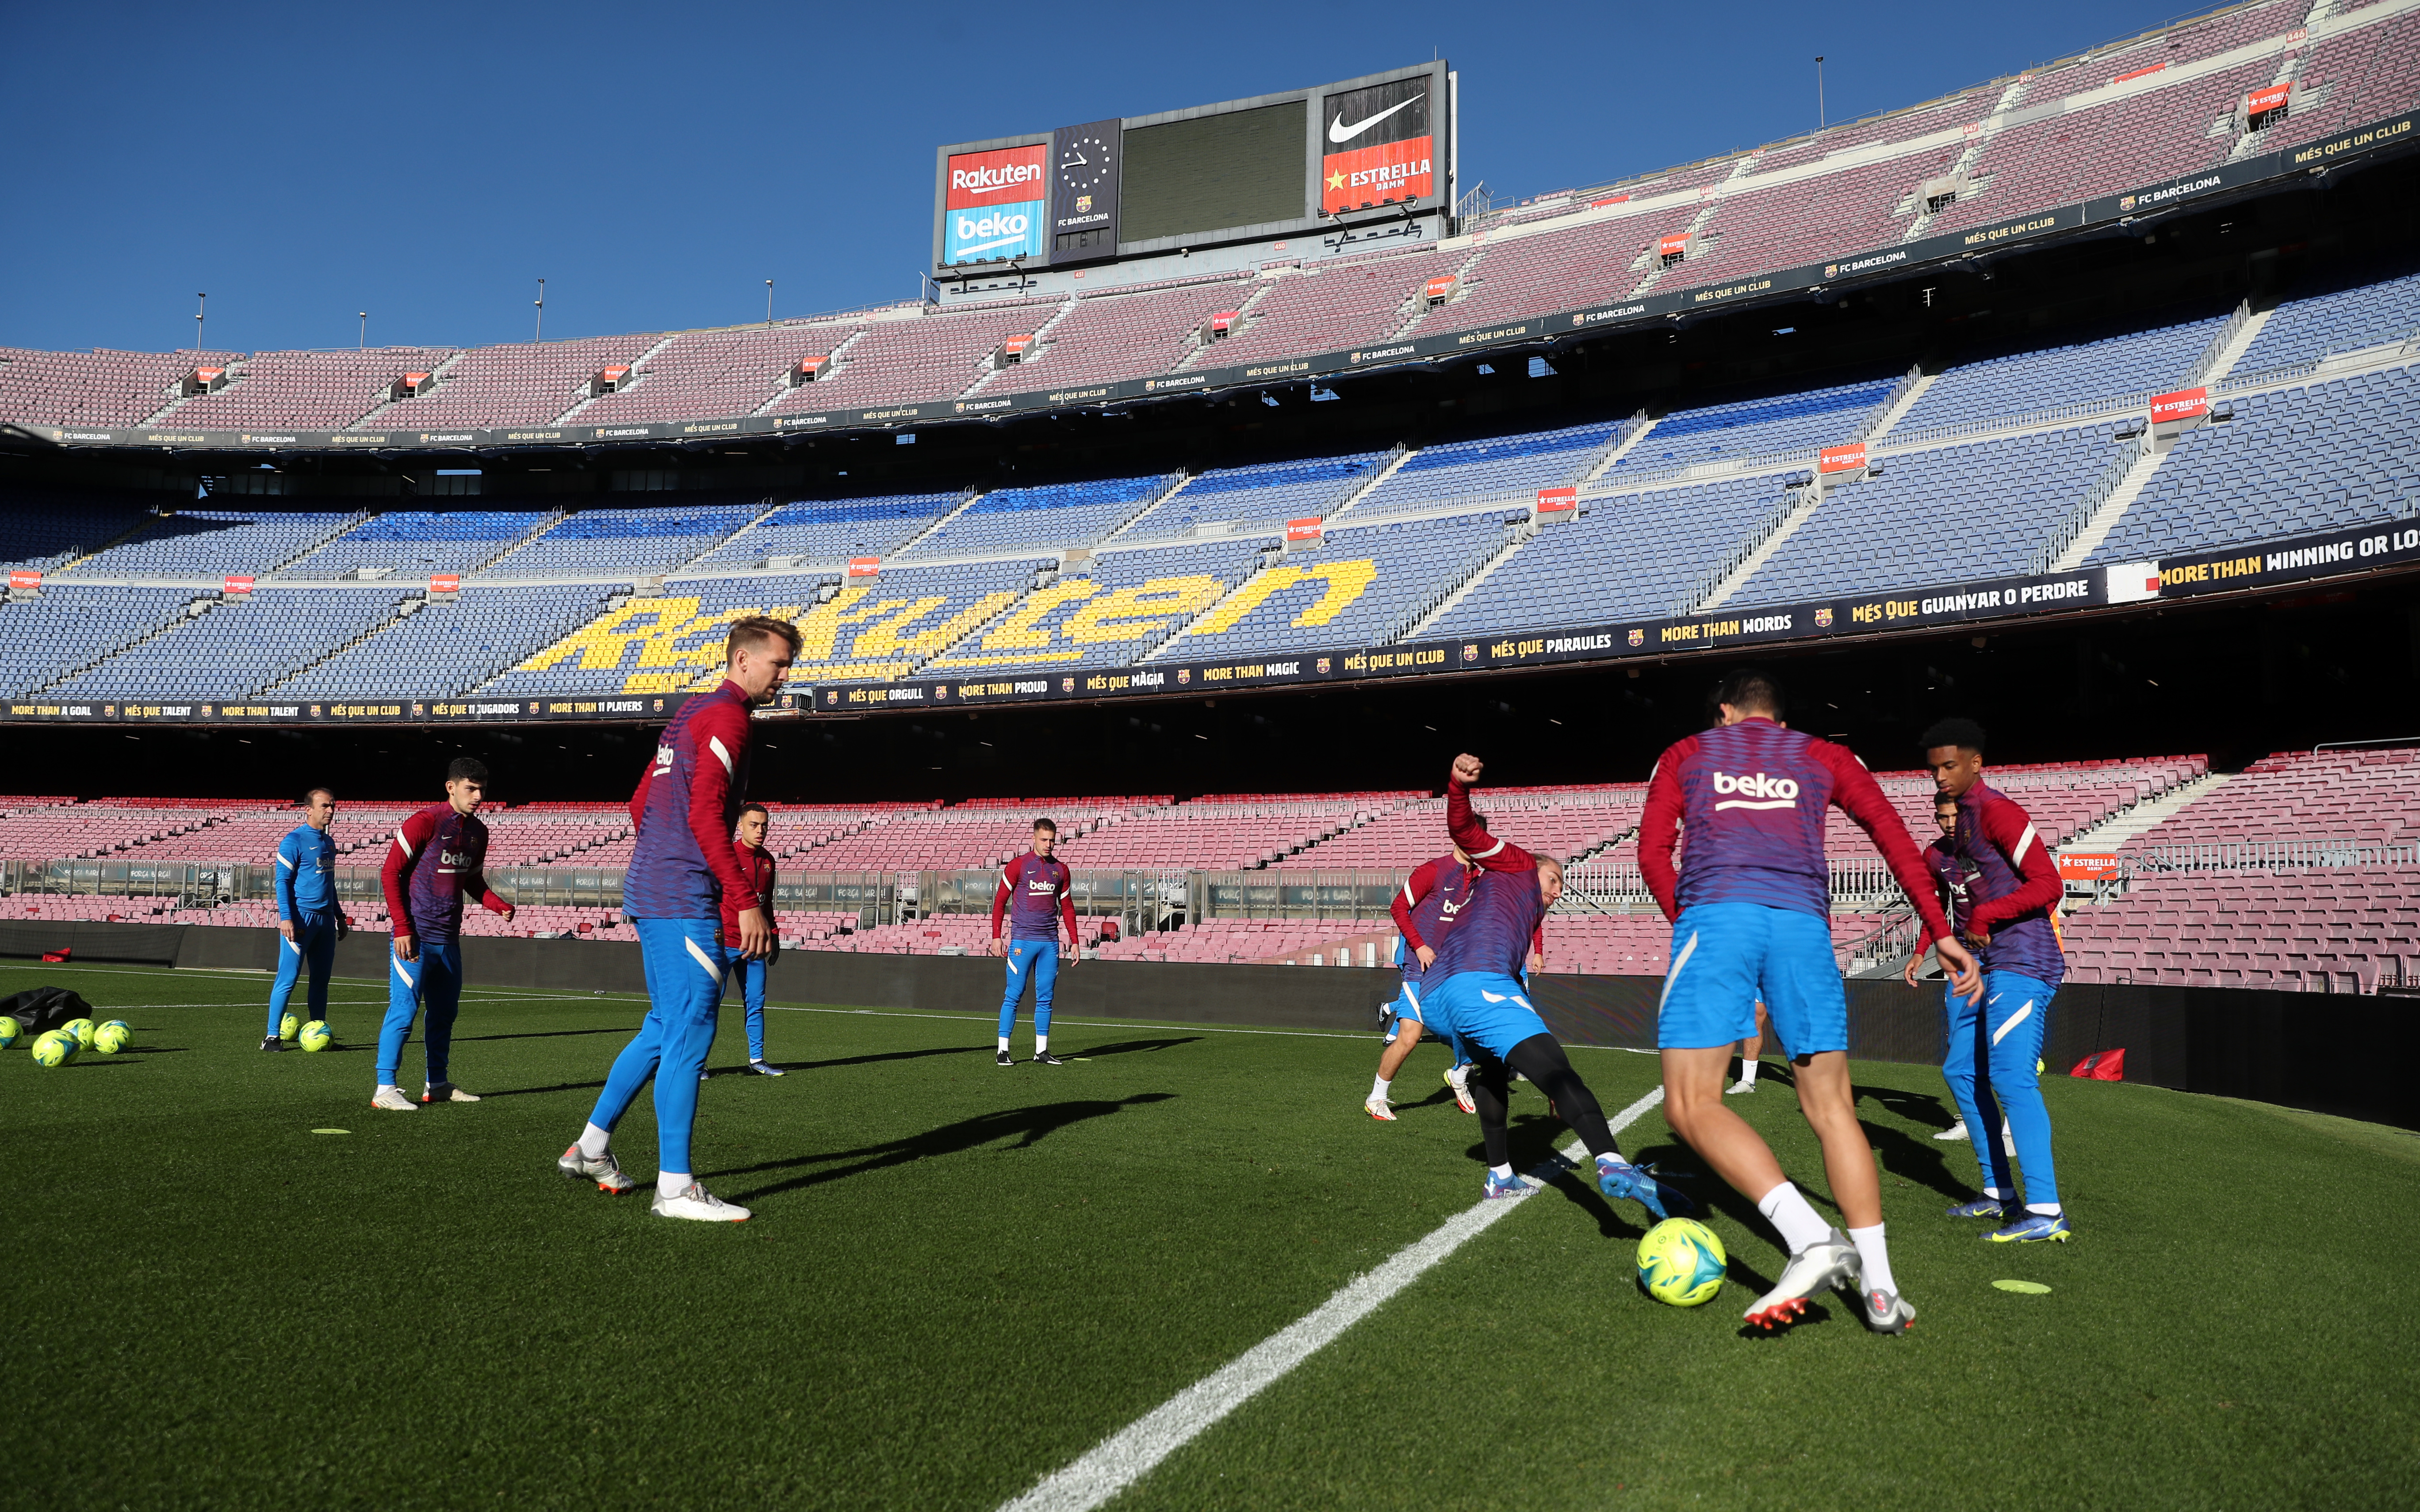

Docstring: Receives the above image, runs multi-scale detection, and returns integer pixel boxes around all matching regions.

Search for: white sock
[1846,1222,1896,1294]
[997,1035,1010,1054]
[658,1170,690,1197]
[1035,1033,1048,1053]
[2027,1202,2063,1216]
[578,1123,611,1159]
[1757,1181,1832,1254]
[1738,1058,1759,1086]
[1371,1075,1392,1101]
[1489,1163,1513,1181]
[1983,1186,2009,1200]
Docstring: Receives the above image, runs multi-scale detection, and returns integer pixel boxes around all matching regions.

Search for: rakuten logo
[1712,771,1800,811]
[953,161,1042,196]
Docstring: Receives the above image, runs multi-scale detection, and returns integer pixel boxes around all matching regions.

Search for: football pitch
[5,960,2416,1511]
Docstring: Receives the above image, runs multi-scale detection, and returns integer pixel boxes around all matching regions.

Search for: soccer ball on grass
[93,1020,132,1054]
[279,1013,301,1042]
[31,1031,77,1068]
[1637,1218,1728,1307]
[0,1016,19,1050]
[298,1020,333,1052]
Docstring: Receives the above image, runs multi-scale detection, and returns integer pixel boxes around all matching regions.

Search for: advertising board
[1320,75,1435,214]
[942,144,1049,265]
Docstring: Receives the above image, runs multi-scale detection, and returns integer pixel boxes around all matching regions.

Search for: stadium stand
[0,347,242,427]
[0,488,157,572]
[483,577,836,696]
[996,277,1251,390]
[895,476,1173,559]
[1894,305,2233,431]
[1204,248,1467,368]
[1609,378,1898,476]
[559,324,856,425]
[278,584,619,698]
[0,586,197,695]
[764,304,1042,411]
[479,500,766,579]
[60,508,364,578]
[924,537,1271,673]
[1118,454,1386,539]
[357,334,665,429]
[2060,867,2419,991]
[43,589,409,700]
[2087,366,2420,565]
[157,348,457,431]
[273,509,555,580]
[2114,747,2419,850]
[685,492,965,572]
[2235,252,2420,372]
[1349,420,1620,515]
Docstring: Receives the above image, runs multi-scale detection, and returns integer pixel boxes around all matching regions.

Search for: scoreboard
[932,61,1453,274]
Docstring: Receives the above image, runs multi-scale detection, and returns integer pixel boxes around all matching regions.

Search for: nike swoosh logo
[1329,93,1424,145]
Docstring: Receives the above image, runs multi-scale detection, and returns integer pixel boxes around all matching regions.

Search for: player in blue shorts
[1421,753,1692,1220]
[991,818,1078,1066]
[1367,844,1480,1120]
[1915,718,2071,1243]
[263,787,345,1051]
[1640,668,1980,1334]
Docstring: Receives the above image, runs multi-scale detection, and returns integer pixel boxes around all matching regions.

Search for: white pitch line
[996,1084,1667,1512]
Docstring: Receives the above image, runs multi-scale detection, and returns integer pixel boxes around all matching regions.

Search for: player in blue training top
[1641,668,1981,1335]
[1421,753,1693,1220]
[1912,717,2072,1244]
[558,615,798,1222]
[1367,844,1478,1121]
[263,786,345,1051]
[991,818,1079,1067]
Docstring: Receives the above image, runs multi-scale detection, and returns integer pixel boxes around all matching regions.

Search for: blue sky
[1,0,2200,355]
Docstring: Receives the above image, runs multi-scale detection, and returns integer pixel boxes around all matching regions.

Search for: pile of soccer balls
[2,1014,133,1066]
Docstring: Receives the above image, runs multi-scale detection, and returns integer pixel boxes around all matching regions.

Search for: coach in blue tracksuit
[264,787,345,1050]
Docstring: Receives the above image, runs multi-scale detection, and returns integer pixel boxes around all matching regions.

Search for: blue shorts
[1658,902,1846,1055]
[1421,972,1547,1061]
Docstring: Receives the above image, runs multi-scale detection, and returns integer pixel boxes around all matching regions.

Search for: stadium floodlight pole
[534,278,546,342]
[766,279,774,327]
[195,293,207,352]
[1816,57,1826,128]
[358,312,368,350]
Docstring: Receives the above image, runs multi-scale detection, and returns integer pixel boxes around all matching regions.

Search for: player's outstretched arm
[1635,747,1690,923]
[1822,745,1980,1000]
[1446,757,1533,873]
[1964,796,2063,946]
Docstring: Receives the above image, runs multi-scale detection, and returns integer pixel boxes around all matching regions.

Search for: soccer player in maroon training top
[1641,668,1980,1334]
[1915,717,2072,1244]
[372,757,513,1111]
[990,818,1078,1066]
[720,802,784,1076]
[559,615,797,1222]
[1367,843,1478,1121]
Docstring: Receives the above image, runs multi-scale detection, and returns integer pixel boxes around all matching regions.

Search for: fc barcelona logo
[1316,657,1330,674]
[826,691,839,705]
[1627,628,1644,647]
[1463,644,1478,663]
[1062,677,1075,692]
[936,686,950,700]
[1177,668,1191,685]
[1814,607,1834,629]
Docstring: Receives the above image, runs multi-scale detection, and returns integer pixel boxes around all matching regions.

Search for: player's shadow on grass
[717,1092,1177,1204]
[457,1026,633,1044]
[1063,1037,1202,1058]
[775,1044,991,1073]
[1854,1085,1971,1201]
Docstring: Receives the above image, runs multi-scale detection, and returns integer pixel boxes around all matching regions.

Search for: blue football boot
[1986,1210,2074,1243]
[1946,1196,2005,1220]
[1596,1156,1695,1220]
[1481,1169,1528,1200]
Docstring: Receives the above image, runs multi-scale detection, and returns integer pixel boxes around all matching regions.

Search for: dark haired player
[1422,754,1692,1218]
[1913,717,2071,1244]
[991,818,1078,1067]
[1367,843,1479,1121]
[559,615,798,1221]
[720,801,784,1077]
[264,787,345,1052]
[1642,668,1980,1334]
[1913,793,2014,1155]
[373,759,513,1111]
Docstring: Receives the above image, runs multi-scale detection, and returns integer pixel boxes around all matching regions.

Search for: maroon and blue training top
[1638,716,1953,942]
[1920,781,2066,989]
[379,802,509,944]
[992,851,1077,943]
[624,679,761,923]
[720,838,776,949]
[1425,782,1550,982]
[1391,852,1476,979]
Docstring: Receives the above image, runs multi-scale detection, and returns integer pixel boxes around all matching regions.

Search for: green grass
[4,960,2416,1511]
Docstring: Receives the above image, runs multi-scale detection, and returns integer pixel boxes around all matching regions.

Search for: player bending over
[1914,718,2071,1243]
[990,818,1077,1067]
[720,802,785,1077]
[1641,668,1980,1334]
[1367,844,1481,1121]
[559,616,797,1221]
[1423,754,1691,1219]
[264,787,346,1052]
[373,760,513,1110]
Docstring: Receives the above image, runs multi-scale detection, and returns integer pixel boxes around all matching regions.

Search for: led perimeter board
[932,61,1453,273]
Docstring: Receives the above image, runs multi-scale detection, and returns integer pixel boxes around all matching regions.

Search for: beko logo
[953,161,1042,196]
[1712,771,1800,810]
[953,209,1032,256]
[1329,93,1424,144]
